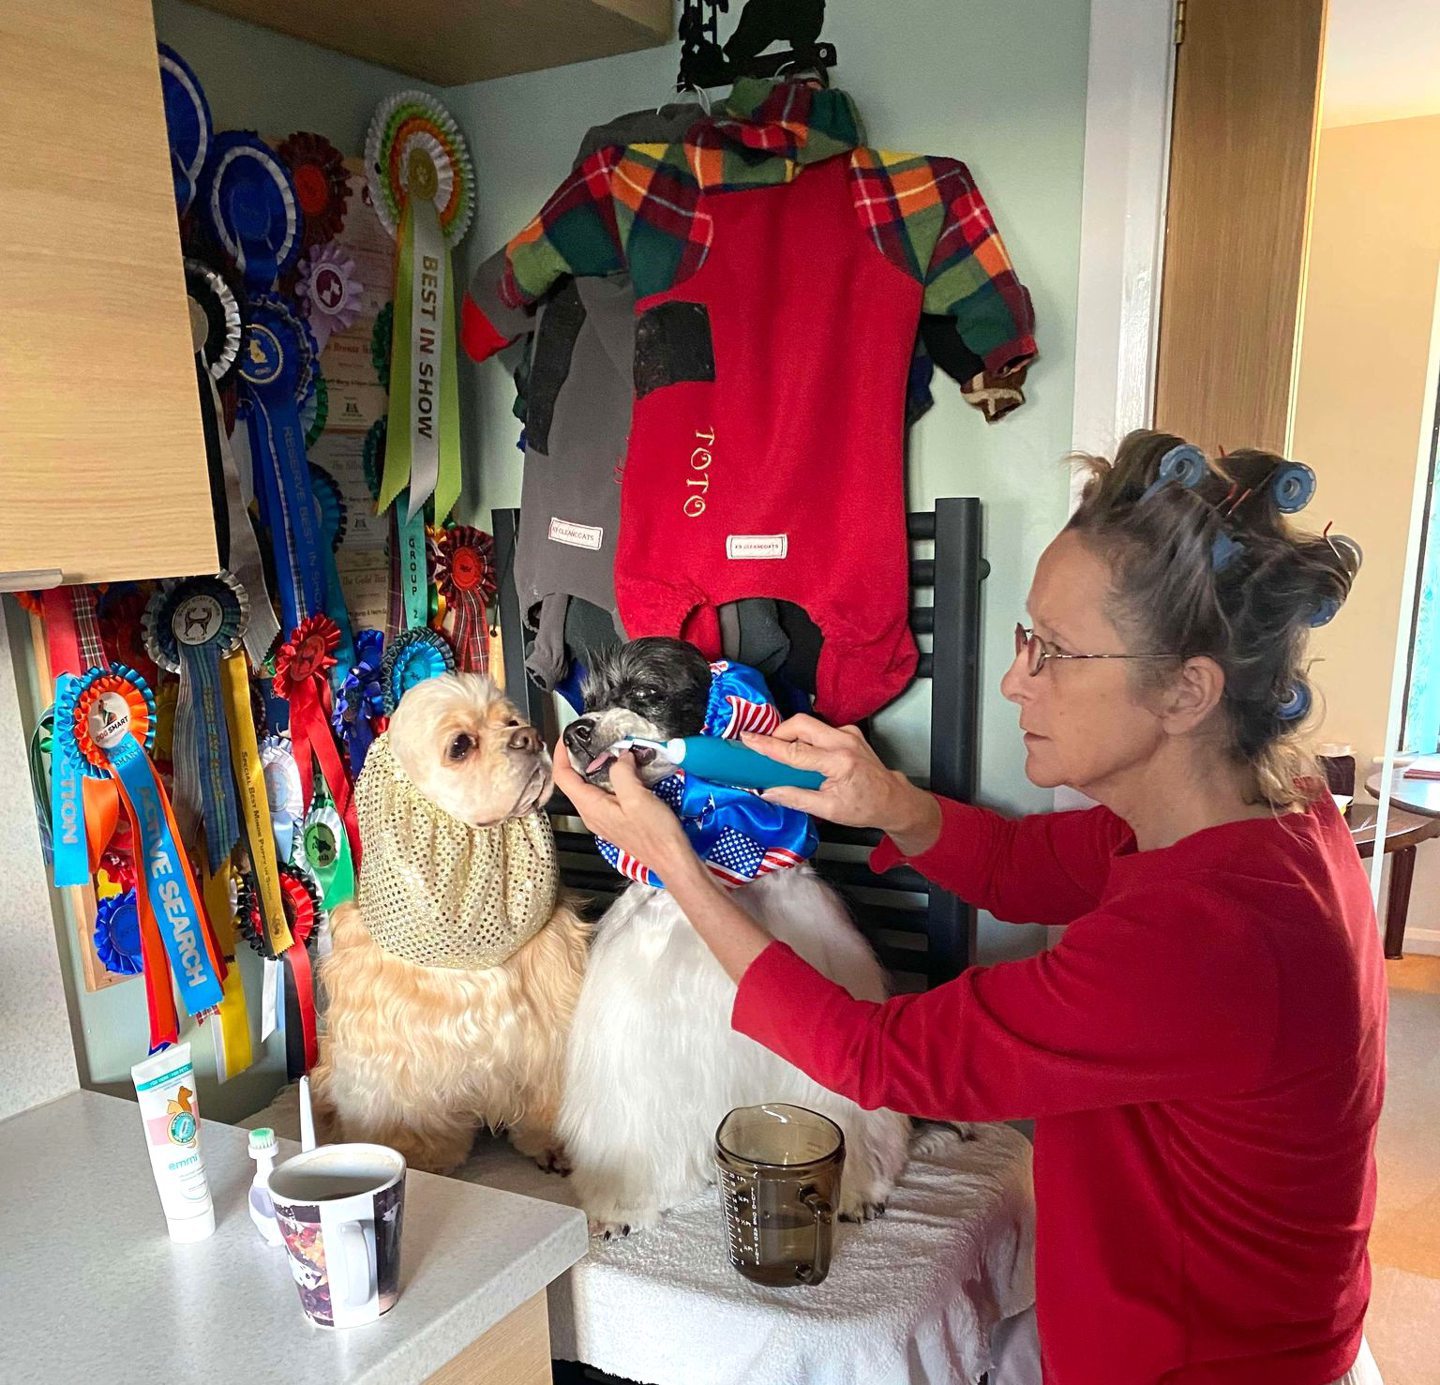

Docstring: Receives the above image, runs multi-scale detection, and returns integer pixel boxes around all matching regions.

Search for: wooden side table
[1348,801,1440,959]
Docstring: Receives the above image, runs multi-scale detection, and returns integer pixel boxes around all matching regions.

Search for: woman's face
[1002,531,1171,796]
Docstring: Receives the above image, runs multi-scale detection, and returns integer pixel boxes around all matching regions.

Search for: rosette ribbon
[55,666,226,1050]
[202,863,253,1083]
[333,629,386,774]
[380,627,455,715]
[41,587,119,887]
[432,527,496,674]
[295,244,364,352]
[94,889,144,976]
[275,131,350,251]
[143,574,248,873]
[203,131,301,291]
[366,92,474,524]
[308,464,357,682]
[238,294,327,635]
[157,44,211,217]
[296,791,356,912]
[272,617,360,862]
[276,865,322,1078]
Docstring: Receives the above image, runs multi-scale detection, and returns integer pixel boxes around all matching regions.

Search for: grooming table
[248,1091,1035,1385]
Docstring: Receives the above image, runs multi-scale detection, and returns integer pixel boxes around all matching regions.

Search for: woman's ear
[1159,656,1226,735]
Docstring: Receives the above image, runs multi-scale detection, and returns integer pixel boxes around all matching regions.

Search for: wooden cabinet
[190,0,672,87]
[0,0,220,587]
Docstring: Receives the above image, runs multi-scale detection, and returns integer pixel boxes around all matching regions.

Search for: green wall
[57,0,1091,1123]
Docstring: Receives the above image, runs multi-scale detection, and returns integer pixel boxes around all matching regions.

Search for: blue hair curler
[1269,461,1316,514]
[1211,532,1244,573]
[1276,681,1311,722]
[1140,443,1209,505]
[1309,597,1341,628]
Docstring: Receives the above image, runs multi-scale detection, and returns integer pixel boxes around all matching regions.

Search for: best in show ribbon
[432,526,496,674]
[203,861,253,1083]
[223,656,294,957]
[308,463,357,683]
[366,92,474,525]
[238,295,327,635]
[143,574,248,873]
[272,617,360,862]
[56,667,226,1049]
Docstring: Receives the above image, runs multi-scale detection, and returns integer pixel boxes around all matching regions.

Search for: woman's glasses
[1014,625,1181,678]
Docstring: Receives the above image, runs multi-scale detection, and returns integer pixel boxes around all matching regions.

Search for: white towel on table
[249,1093,1034,1385]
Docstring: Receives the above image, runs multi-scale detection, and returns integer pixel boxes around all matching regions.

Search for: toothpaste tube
[131,1043,215,1242]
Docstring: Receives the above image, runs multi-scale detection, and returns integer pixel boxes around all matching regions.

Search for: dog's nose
[563,716,597,758]
[508,725,542,755]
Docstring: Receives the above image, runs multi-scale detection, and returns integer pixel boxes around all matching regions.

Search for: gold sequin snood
[355,733,558,969]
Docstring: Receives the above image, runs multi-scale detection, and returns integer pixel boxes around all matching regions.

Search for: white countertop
[0,1089,588,1384]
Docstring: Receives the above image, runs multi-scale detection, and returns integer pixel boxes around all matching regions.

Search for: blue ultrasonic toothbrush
[607,736,825,792]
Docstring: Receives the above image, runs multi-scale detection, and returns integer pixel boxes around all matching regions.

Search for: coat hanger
[677,0,838,92]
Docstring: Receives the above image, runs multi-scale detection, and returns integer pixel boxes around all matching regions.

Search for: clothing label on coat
[548,518,604,550]
[726,534,788,560]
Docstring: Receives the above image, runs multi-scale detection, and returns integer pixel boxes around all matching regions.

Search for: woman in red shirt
[554,431,1387,1385]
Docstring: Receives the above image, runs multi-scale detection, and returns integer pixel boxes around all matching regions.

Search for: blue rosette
[203,131,302,290]
[333,629,385,773]
[94,890,144,976]
[157,44,212,217]
[143,573,248,871]
[380,628,454,715]
[54,665,157,780]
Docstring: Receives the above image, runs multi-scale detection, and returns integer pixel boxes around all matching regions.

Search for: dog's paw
[537,1144,572,1177]
[839,1198,887,1224]
[588,1218,634,1241]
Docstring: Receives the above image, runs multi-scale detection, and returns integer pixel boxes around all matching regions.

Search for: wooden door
[0,0,218,586]
[1154,0,1328,455]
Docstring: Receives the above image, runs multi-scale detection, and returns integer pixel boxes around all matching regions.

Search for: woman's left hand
[553,742,697,881]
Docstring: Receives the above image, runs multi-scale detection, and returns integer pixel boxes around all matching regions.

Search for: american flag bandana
[703,660,781,739]
[596,771,815,892]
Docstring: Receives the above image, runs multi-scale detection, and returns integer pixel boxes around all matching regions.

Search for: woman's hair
[1065,430,1361,808]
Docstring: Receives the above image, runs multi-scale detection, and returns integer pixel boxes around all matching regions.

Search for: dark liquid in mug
[731,1209,822,1286]
[277,1172,391,1201]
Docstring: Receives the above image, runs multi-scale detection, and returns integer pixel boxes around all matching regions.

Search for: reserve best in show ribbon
[56,667,226,1050]
[366,91,474,525]
[143,574,249,873]
[238,294,328,635]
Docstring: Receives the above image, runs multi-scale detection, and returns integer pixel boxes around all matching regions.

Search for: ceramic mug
[267,1143,406,1328]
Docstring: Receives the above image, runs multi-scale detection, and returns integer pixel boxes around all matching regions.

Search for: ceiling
[1323,0,1440,127]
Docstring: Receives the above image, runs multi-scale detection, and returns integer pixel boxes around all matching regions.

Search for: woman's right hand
[742,715,943,855]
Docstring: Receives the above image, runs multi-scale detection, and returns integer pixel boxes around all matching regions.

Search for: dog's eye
[505,717,521,728]
[447,734,474,762]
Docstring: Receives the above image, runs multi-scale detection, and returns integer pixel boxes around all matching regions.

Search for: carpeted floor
[1366,955,1440,1384]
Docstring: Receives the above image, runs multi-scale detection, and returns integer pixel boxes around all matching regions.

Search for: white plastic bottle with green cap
[247,1128,283,1247]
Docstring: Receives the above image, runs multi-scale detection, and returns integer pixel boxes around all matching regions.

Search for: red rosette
[277,863,322,1074]
[98,584,161,692]
[431,526,496,675]
[276,131,351,250]
[272,616,359,866]
[272,615,341,699]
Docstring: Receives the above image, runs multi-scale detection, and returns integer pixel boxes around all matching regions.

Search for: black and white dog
[558,637,910,1236]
